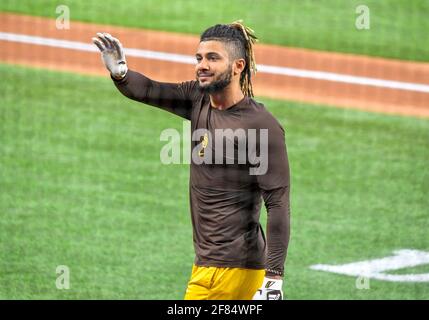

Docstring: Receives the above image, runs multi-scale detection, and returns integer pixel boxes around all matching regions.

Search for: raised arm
[92,33,195,120]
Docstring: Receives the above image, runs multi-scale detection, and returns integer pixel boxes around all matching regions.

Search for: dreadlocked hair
[200,20,258,97]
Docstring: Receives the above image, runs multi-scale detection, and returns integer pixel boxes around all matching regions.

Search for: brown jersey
[113,70,291,276]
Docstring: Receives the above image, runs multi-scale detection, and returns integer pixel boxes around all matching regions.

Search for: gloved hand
[252,277,283,300]
[92,32,128,79]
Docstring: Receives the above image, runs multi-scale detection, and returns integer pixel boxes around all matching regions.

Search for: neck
[209,86,245,110]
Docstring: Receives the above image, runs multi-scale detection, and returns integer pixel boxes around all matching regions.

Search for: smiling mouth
[198,74,214,79]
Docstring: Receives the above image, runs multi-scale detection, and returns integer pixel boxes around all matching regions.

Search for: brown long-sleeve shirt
[113,70,291,276]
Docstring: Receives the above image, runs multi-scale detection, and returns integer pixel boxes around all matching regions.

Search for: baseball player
[92,21,291,300]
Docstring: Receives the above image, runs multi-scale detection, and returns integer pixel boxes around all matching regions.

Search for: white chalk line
[1,31,429,94]
[310,249,429,282]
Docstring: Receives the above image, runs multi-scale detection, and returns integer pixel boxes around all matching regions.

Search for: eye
[196,56,202,62]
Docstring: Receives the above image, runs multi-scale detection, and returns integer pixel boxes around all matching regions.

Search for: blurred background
[0,0,428,299]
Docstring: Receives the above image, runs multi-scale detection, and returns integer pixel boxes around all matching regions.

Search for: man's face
[195,40,233,93]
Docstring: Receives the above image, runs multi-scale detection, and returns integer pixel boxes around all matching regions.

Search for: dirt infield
[1,13,428,117]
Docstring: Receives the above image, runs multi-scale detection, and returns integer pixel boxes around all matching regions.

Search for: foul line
[1,31,429,93]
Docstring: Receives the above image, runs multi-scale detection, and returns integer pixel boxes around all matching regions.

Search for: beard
[197,65,232,94]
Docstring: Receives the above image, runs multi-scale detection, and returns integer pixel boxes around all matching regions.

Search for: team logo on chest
[198,133,209,157]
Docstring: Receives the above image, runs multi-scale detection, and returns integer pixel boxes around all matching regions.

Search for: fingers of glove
[92,37,105,52]
[110,36,126,61]
[96,32,112,49]
[103,33,120,53]
[103,34,122,57]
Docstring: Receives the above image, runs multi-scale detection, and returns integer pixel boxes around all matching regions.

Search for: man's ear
[233,58,246,75]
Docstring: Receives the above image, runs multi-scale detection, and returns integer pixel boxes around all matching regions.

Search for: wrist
[112,73,126,80]
[111,61,128,80]
[265,274,282,280]
[265,268,284,278]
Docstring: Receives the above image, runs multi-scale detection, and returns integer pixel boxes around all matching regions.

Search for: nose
[196,58,209,72]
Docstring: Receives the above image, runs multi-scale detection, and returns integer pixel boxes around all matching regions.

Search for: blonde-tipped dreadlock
[228,20,258,97]
[200,20,258,97]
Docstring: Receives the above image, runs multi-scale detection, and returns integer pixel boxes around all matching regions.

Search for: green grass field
[1,64,428,299]
[1,0,428,62]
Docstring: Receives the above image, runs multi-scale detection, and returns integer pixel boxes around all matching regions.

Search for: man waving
[92,21,291,300]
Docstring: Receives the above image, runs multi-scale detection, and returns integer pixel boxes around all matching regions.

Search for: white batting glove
[252,277,283,300]
[92,32,128,79]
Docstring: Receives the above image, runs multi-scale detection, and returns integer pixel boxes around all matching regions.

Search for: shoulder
[246,98,285,134]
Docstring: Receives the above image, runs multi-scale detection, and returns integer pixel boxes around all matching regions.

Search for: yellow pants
[184,264,265,300]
